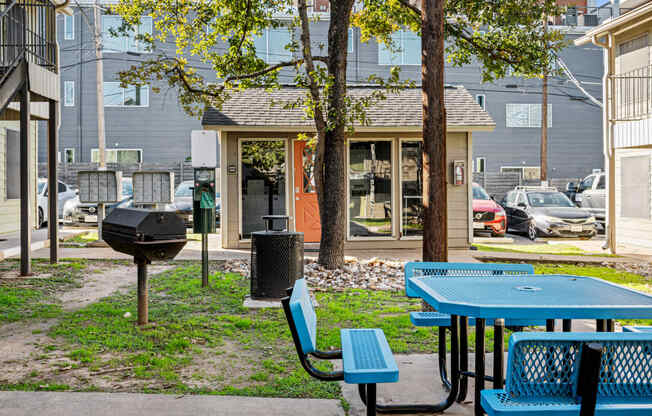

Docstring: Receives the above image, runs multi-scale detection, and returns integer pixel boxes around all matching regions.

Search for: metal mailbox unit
[132,171,175,206]
[102,208,187,325]
[77,170,122,203]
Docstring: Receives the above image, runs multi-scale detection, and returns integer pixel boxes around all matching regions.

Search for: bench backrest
[288,279,317,354]
[505,332,652,400]
[404,262,534,298]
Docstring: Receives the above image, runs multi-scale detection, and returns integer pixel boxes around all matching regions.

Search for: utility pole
[93,0,106,239]
[540,15,548,184]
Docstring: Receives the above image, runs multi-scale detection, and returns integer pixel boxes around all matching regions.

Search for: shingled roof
[201,86,495,129]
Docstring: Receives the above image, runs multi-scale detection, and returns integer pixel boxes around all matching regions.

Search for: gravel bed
[222,257,405,291]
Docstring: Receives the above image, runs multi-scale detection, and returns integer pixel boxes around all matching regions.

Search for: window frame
[64,14,74,40]
[63,80,74,107]
[103,81,149,108]
[254,27,293,64]
[64,148,75,163]
[91,148,143,164]
[398,138,423,240]
[346,137,397,241]
[101,15,153,54]
[475,94,486,111]
[237,138,290,242]
[378,30,420,66]
[348,27,355,54]
[506,103,552,128]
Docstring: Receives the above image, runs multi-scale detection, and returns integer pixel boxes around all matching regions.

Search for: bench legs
[358,315,461,414]
[360,384,377,416]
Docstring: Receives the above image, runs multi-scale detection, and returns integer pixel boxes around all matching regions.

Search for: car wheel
[527,221,537,241]
[37,208,44,229]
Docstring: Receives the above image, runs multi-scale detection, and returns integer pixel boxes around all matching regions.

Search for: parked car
[66,178,134,223]
[566,172,605,230]
[172,180,221,227]
[36,179,78,228]
[472,182,507,237]
[501,186,597,240]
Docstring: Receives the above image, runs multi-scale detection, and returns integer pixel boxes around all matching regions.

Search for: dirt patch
[59,264,172,310]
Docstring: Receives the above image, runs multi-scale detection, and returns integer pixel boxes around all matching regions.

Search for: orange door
[294,141,321,243]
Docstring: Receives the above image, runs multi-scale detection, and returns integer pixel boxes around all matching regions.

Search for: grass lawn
[473,243,618,257]
[0,260,649,400]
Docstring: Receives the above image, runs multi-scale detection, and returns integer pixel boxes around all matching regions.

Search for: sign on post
[78,170,122,203]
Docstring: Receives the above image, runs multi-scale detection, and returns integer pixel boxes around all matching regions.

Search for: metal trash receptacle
[250,215,303,299]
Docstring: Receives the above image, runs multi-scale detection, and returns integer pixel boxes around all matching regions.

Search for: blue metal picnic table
[407,273,652,416]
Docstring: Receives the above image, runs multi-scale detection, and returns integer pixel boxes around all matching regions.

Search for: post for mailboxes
[191,131,218,287]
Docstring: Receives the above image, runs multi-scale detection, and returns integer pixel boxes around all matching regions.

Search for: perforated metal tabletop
[407,274,652,320]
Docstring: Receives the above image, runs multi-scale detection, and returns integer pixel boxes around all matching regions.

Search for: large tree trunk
[317,1,353,269]
[421,0,448,262]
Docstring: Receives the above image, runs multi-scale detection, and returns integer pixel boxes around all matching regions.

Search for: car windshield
[527,192,575,207]
[175,182,193,197]
[38,182,46,194]
[472,185,490,200]
[122,180,133,196]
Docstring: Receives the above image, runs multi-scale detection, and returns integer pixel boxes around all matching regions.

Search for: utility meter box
[193,167,216,234]
[133,171,174,205]
[191,130,217,168]
[78,170,122,203]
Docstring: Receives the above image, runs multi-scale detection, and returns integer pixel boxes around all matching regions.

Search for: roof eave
[575,3,652,46]
[201,124,496,133]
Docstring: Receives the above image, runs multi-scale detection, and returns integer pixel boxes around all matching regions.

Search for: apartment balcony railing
[0,0,57,75]
[610,64,652,122]
[550,5,618,28]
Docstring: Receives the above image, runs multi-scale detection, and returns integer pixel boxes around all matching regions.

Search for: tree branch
[397,0,421,17]
[446,21,520,66]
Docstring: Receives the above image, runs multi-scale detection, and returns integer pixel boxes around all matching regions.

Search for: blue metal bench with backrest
[405,262,545,392]
[481,332,652,415]
[282,279,398,416]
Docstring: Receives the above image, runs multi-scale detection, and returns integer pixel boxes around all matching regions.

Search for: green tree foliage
[110,0,565,267]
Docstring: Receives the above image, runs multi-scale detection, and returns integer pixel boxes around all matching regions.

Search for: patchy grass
[37,264,505,398]
[533,263,652,327]
[63,232,99,246]
[474,243,618,257]
[0,259,93,323]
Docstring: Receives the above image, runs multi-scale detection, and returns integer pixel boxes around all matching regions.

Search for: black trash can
[250,215,304,299]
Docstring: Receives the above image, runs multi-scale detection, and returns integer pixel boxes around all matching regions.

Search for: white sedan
[36,179,78,228]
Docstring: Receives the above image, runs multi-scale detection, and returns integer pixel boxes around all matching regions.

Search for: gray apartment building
[42,1,613,180]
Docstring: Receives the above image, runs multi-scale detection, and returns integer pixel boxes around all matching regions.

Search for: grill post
[201,232,208,287]
[136,257,149,325]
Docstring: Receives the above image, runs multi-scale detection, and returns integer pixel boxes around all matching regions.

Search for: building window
[5,129,19,199]
[500,166,541,181]
[64,81,74,107]
[349,140,393,238]
[476,94,486,110]
[104,82,149,107]
[254,28,292,64]
[348,27,355,53]
[64,14,74,40]
[64,148,75,163]
[506,103,552,128]
[102,15,153,53]
[240,140,287,239]
[378,30,420,65]
[621,155,651,219]
[475,157,486,173]
[91,148,142,164]
[400,141,422,237]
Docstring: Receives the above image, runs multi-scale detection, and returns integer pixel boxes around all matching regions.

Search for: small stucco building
[576,1,652,253]
[201,86,495,250]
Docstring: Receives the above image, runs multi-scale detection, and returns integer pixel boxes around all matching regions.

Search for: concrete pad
[0,391,344,416]
[472,236,514,244]
[341,354,487,416]
[243,296,281,309]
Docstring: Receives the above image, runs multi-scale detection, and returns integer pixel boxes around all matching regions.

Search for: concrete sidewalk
[0,227,90,261]
[0,391,344,416]
[470,250,635,264]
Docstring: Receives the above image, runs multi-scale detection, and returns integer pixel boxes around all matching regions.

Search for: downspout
[591,33,616,253]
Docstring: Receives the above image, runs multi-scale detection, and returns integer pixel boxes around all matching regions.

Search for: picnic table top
[407,274,652,320]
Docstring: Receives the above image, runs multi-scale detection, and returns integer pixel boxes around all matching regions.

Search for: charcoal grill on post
[250,215,303,299]
[102,208,187,325]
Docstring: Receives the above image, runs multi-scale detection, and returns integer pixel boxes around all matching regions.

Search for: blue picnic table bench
[482,332,652,415]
